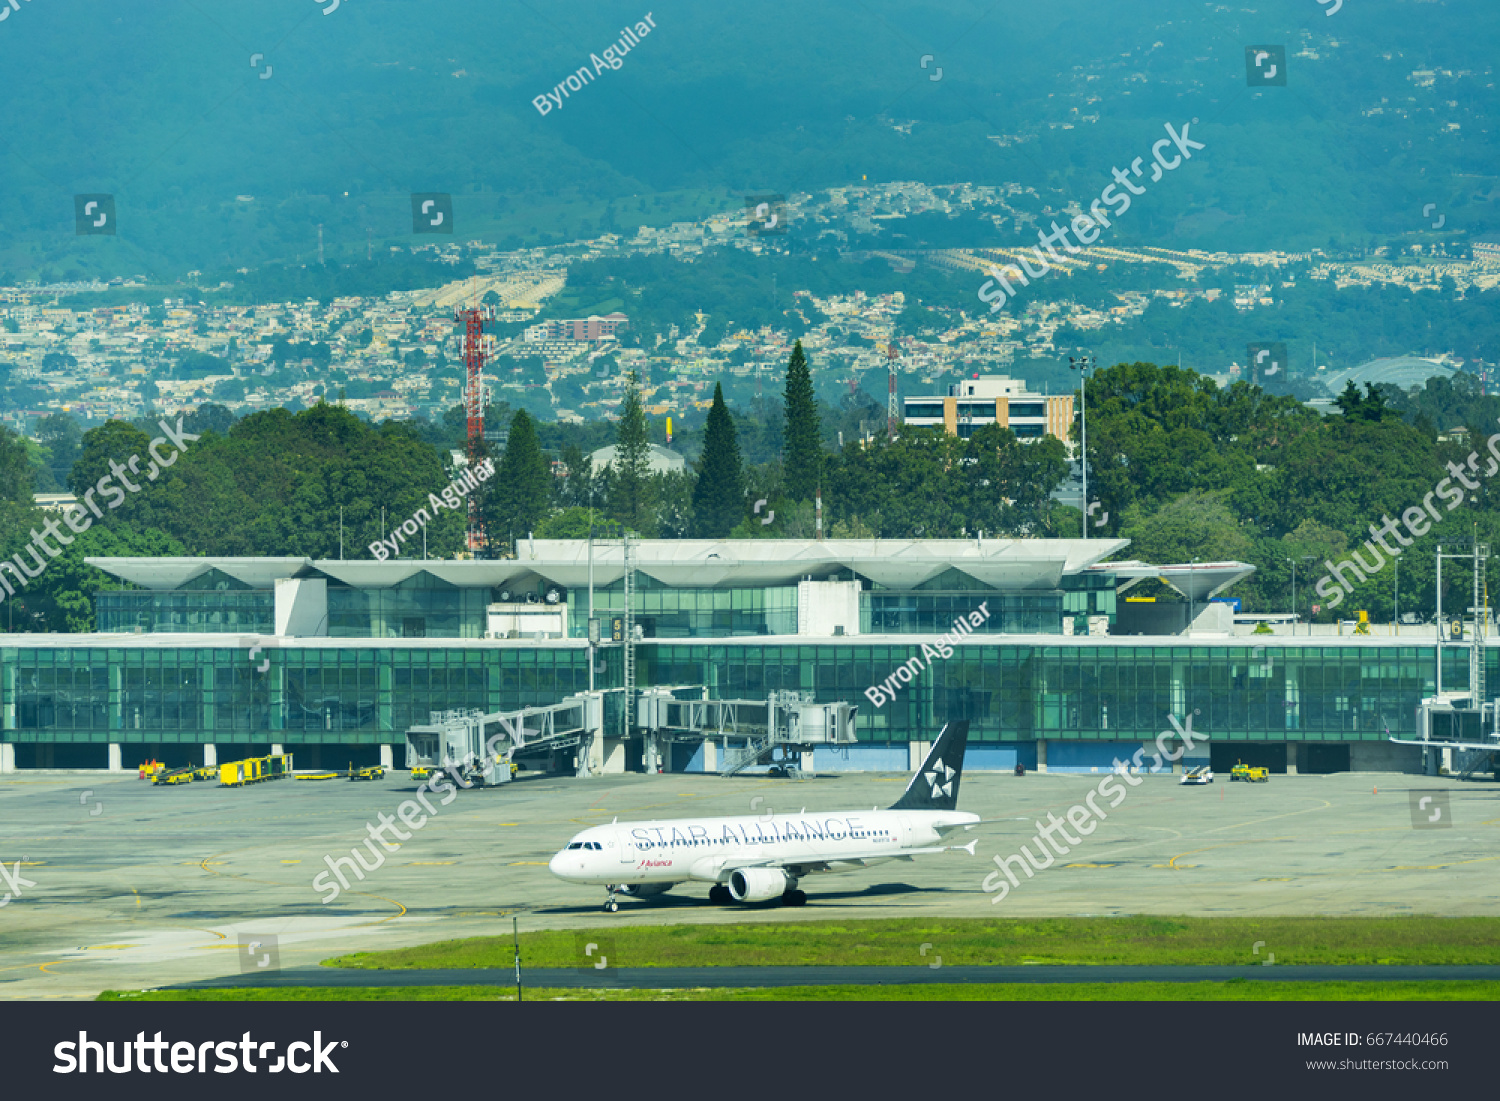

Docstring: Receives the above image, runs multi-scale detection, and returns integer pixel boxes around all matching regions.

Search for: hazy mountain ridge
[0,0,1493,280]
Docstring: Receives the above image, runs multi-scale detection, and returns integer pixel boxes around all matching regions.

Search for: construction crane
[456,306,493,556]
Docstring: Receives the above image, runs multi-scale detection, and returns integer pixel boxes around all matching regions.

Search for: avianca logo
[926,759,955,798]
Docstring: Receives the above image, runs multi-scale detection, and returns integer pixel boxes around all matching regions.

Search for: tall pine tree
[487,409,551,548]
[691,382,744,537]
[609,371,654,532]
[783,340,822,501]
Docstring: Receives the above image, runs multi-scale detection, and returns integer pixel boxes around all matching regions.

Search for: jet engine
[727,867,793,902]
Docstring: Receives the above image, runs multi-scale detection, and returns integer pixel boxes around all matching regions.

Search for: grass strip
[100,980,1500,1002]
[323,916,1500,971]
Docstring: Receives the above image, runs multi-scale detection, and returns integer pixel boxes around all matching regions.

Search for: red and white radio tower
[456,306,491,555]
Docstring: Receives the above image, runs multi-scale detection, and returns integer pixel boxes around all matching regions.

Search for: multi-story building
[902,375,1073,442]
[524,313,629,343]
[1,539,1448,781]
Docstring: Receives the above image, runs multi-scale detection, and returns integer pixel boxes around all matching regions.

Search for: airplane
[549,719,978,911]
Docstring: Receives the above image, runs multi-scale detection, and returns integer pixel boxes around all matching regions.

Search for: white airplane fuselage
[549,807,980,887]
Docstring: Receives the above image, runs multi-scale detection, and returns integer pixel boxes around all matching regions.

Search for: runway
[1,767,1496,998]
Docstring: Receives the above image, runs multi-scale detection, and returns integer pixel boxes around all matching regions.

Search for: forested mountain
[0,0,1494,280]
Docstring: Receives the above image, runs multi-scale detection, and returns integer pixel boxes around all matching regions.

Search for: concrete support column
[1036,739,1048,774]
[0,743,13,773]
[380,744,394,770]
[108,743,122,772]
[600,738,626,774]
[1286,744,1298,775]
[1441,746,1453,775]
[800,749,815,774]
[203,744,217,767]
[702,740,717,773]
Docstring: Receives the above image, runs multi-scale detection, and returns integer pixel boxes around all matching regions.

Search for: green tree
[783,340,822,501]
[487,409,552,548]
[37,412,83,486]
[1118,489,1254,565]
[608,372,653,532]
[0,424,35,505]
[690,383,743,537]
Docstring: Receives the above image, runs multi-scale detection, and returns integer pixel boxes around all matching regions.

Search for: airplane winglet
[960,839,976,856]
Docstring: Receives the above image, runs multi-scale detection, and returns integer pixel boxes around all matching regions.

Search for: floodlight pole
[1069,354,1096,540]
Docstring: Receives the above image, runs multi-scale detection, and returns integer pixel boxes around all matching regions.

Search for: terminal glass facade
[1,639,1476,749]
[327,579,489,639]
[95,568,274,635]
[571,577,799,638]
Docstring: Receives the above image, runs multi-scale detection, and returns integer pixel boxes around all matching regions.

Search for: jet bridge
[404,692,604,785]
[636,687,858,778]
[1388,693,1500,779]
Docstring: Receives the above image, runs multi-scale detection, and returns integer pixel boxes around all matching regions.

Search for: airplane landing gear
[708,884,732,905]
[603,885,619,913]
[782,889,807,907]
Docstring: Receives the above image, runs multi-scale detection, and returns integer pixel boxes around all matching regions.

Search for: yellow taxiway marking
[84,945,139,950]
[1389,855,1500,870]
[348,893,407,928]
[1061,862,1119,869]
[38,961,61,974]
[509,861,550,866]
[1168,838,1294,869]
[279,860,302,864]
[499,823,519,826]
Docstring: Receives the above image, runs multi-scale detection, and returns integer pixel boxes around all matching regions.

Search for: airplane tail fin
[889,720,970,812]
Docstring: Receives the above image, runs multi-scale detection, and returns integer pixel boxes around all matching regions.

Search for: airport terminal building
[0,539,1472,775]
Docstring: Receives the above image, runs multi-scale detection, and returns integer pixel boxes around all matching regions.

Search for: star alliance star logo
[926,759,955,798]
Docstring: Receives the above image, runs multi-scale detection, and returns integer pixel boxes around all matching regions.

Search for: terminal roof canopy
[85,540,1254,596]
[88,539,1153,592]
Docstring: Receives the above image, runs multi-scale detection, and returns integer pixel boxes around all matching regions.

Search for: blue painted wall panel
[1047,740,1146,773]
[813,745,911,772]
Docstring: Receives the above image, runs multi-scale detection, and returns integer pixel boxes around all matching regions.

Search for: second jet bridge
[405,692,603,785]
[636,688,858,777]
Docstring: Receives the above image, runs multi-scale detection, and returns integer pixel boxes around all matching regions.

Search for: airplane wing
[933,817,1030,836]
[689,842,974,881]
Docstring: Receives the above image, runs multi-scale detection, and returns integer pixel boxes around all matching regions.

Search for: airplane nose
[548,850,566,878]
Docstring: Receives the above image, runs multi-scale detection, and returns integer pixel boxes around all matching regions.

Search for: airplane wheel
[783,890,807,907]
[708,885,731,905]
[605,900,619,913]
